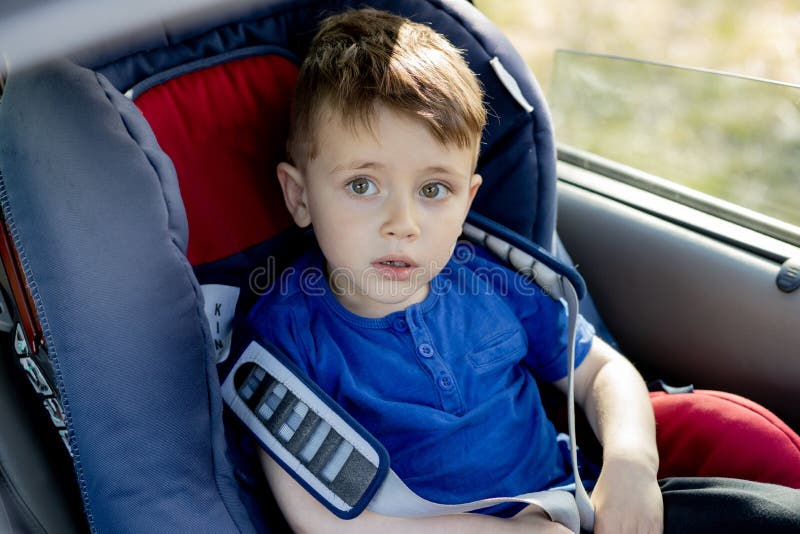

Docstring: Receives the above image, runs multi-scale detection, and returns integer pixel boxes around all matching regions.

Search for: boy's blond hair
[286,8,486,167]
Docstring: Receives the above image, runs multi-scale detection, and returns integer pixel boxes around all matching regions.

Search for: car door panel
[557,176,800,431]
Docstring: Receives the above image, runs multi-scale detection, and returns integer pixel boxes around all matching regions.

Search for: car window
[548,51,800,244]
[476,0,800,246]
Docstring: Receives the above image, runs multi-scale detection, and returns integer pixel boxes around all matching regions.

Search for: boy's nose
[381,195,420,240]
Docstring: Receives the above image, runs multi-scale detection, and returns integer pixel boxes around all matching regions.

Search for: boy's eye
[420,182,450,199]
[347,177,378,196]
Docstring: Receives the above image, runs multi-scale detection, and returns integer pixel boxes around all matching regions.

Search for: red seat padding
[136,54,297,266]
[651,390,800,488]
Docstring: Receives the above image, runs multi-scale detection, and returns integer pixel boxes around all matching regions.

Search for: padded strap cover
[0,60,254,532]
[223,340,582,533]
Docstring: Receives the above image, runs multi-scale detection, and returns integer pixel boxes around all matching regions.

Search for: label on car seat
[201,284,240,363]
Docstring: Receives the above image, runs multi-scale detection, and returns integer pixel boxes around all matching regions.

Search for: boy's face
[278,103,482,318]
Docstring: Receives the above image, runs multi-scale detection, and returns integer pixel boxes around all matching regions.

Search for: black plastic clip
[647,379,694,394]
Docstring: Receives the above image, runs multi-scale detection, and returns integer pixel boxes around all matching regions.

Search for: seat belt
[219,224,595,533]
[461,220,596,529]
[562,277,595,531]
[222,338,585,532]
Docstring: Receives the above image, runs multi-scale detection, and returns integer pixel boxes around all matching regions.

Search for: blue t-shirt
[246,242,595,508]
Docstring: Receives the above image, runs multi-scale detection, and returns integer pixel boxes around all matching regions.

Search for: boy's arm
[552,336,663,534]
[259,450,571,534]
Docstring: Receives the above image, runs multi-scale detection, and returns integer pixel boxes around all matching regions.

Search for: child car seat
[0,0,798,532]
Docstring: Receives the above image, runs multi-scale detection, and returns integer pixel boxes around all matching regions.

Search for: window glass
[549,51,800,228]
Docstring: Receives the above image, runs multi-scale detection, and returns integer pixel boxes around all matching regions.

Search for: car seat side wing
[0,60,255,533]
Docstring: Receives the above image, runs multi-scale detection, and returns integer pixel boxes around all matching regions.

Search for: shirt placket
[403,307,465,414]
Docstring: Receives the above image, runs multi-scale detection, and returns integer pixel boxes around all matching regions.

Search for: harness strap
[461,221,596,529]
[222,341,583,533]
[562,277,595,531]
[218,223,596,532]
[371,470,579,530]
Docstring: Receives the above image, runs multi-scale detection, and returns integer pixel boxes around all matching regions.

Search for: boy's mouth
[373,254,416,267]
[371,255,418,281]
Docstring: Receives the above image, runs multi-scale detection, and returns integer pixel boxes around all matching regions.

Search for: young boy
[246,7,800,533]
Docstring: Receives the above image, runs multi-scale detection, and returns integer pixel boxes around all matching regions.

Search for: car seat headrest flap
[97,0,558,249]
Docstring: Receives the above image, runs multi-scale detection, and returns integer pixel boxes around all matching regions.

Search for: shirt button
[438,374,454,390]
[417,343,434,358]
[392,317,408,332]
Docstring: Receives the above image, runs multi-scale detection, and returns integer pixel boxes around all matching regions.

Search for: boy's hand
[590,455,663,534]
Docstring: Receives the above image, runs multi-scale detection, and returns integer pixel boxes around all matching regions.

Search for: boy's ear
[277,162,312,228]
[467,173,482,207]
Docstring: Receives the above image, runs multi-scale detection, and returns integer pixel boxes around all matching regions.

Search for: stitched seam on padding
[0,169,95,531]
